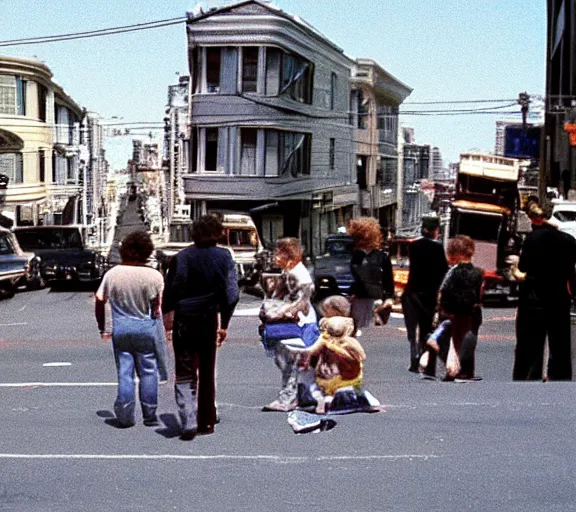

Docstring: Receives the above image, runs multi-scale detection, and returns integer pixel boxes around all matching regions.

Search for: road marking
[0,382,116,387]
[0,453,438,462]
[42,362,72,367]
[234,307,260,316]
[0,323,27,327]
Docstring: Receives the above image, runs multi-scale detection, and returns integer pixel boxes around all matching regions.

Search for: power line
[0,17,186,47]
[403,99,518,105]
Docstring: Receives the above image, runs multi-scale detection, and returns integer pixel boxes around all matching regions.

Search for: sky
[2,0,547,170]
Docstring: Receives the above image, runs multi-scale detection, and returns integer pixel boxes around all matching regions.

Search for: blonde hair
[320,295,351,317]
[347,217,383,251]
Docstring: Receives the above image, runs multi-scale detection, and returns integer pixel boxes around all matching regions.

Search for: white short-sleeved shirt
[96,265,164,320]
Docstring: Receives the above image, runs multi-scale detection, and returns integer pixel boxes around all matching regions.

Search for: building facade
[544,0,576,196]
[350,58,412,235]
[183,0,357,255]
[0,55,106,231]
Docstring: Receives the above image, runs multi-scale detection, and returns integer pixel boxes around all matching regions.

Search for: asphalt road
[0,285,575,512]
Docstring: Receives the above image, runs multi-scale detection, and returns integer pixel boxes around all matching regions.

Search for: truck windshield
[220,228,258,248]
[451,212,502,243]
[169,224,194,243]
[15,228,83,250]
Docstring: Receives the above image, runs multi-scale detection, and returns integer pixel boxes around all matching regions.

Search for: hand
[165,330,173,344]
[216,328,227,347]
[100,331,112,342]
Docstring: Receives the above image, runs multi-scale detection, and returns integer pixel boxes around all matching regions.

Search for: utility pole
[517,92,531,132]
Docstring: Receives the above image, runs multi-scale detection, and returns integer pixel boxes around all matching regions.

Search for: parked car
[312,234,355,300]
[548,201,576,239]
[0,227,28,297]
[13,226,107,286]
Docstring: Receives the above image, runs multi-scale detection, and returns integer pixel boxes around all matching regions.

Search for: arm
[218,252,240,331]
[95,297,106,333]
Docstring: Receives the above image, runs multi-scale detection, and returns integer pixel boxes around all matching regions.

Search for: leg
[134,352,159,425]
[546,305,572,381]
[402,293,420,371]
[196,314,218,431]
[418,297,437,377]
[173,317,200,434]
[114,351,136,427]
[513,307,546,381]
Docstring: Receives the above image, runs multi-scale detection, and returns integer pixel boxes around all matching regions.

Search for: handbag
[261,322,303,352]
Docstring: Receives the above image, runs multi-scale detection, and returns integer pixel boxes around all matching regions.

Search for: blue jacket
[162,245,239,328]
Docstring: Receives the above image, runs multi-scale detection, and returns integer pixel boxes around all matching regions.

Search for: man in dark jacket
[513,204,576,381]
[402,216,449,375]
[163,214,239,439]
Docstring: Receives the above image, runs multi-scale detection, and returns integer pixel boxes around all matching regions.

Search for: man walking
[162,214,239,440]
[402,216,448,376]
[512,203,576,381]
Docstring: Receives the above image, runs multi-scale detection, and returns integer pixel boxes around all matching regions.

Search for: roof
[187,0,346,55]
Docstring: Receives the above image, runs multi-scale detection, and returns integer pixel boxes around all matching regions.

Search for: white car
[549,201,576,239]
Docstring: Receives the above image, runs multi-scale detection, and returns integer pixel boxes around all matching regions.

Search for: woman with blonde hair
[347,217,395,332]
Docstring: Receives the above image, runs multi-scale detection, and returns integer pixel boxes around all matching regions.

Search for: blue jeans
[114,350,158,426]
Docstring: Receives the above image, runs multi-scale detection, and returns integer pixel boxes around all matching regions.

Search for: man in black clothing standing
[512,204,576,381]
[163,214,239,439]
[402,216,449,375]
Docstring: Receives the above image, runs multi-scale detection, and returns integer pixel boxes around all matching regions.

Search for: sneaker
[180,428,197,441]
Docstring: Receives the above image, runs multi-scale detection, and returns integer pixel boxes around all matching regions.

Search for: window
[0,234,14,255]
[204,128,218,171]
[67,157,75,183]
[357,90,369,129]
[0,153,23,183]
[0,76,16,114]
[357,155,367,190]
[242,47,259,93]
[329,138,335,170]
[266,48,313,104]
[330,73,337,110]
[16,77,26,116]
[206,48,221,93]
[39,150,45,183]
[240,128,257,175]
[265,130,311,177]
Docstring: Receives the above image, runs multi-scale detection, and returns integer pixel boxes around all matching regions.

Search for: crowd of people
[94,204,576,439]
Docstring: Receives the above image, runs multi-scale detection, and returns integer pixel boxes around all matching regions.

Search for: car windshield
[219,228,259,248]
[554,210,576,222]
[15,228,83,250]
[325,239,353,255]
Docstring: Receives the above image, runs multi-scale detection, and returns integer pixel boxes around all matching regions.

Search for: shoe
[197,425,214,435]
[421,373,437,381]
[408,365,419,373]
[180,428,197,441]
[143,417,160,427]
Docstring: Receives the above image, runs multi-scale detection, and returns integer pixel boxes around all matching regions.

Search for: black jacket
[405,237,449,297]
[350,249,395,300]
[162,245,239,328]
[518,223,576,306]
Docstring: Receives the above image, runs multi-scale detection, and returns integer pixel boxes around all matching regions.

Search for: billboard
[504,125,541,159]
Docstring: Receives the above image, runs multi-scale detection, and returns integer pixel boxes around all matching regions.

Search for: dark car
[0,227,27,297]
[13,226,107,286]
[312,234,355,300]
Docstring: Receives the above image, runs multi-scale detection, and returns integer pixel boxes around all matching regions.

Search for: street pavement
[1,286,576,511]
[0,202,575,511]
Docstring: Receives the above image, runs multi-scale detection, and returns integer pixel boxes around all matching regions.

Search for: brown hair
[447,235,475,259]
[192,214,224,245]
[275,237,303,265]
[347,217,383,251]
[120,231,154,263]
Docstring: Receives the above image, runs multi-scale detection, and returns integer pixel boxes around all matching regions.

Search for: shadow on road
[155,413,181,439]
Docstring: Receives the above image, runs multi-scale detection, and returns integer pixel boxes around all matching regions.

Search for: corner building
[184,0,357,255]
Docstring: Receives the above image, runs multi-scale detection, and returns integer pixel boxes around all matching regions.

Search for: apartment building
[183,0,357,255]
[350,58,412,235]
[0,55,105,228]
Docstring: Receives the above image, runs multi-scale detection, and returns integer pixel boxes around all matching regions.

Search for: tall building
[544,0,576,194]
[0,55,106,230]
[183,0,358,255]
[350,58,412,234]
